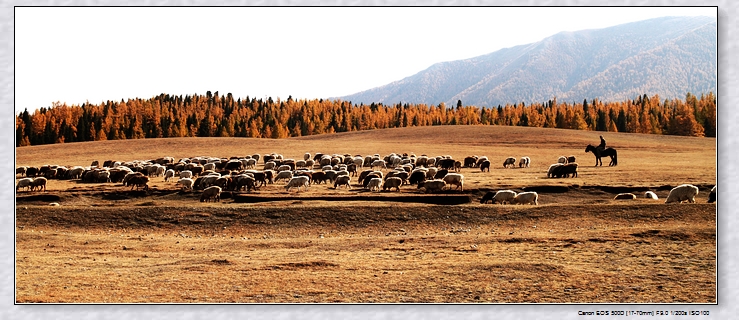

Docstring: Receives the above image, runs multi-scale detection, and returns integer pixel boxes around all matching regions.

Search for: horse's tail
[613,150,618,166]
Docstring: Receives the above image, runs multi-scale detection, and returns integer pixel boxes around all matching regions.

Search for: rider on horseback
[596,135,606,156]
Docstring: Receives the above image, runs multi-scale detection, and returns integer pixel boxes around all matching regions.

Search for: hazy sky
[14,6,717,114]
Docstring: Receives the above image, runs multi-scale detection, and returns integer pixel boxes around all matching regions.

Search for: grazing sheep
[408,170,427,185]
[547,163,564,178]
[177,178,194,190]
[567,155,576,163]
[200,186,222,202]
[234,175,255,192]
[285,176,310,192]
[362,174,382,189]
[437,159,456,170]
[433,169,448,180]
[665,184,699,204]
[16,166,27,177]
[480,160,490,172]
[68,166,85,180]
[551,163,578,178]
[179,170,193,180]
[30,177,48,192]
[480,190,517,204]
[453,161,462,172]
[442,173,464,191]
[512,191,538,205]
[503,157,516,168]
[708,185,716,203]
[127,175,149,191]
[366,177,383,192]
[198,175,221,189]
[425,167,438,180]
[644,191,658,200]
[274,170,294,183]
[164,169,175,182]
[518,156,530,168]
[614,193,636,200]
[417,179,446,193]
[382,177,403,192]
[311,171,329,185]
[16,178,33,192]
[334,175,352,189]
[371,160,387,170]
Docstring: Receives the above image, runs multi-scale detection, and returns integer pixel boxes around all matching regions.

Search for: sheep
[442,173,464,191]
[199,175,221,189]
[333,175,352,189]
[177,178,194,190]
[285,176,310,192]
[547,163,564,178]
[425,167,438,180]
[480,190,517,204]
[371,160,387,170]
[274,170,294,183]
[557,156,567,164]
[518,156,530,168]
[264,161,276,171]
[437,158,456,170]
[362,174,382,189]
[453,161,462,172]
[304,152,311,161]
[417,179,446,193]
[480,160,490,172]
[30,177,48,192]
[382,177,403,192]
[665,184,699,204]
[708,185,716,203]
[614,193,636,200]
[511,191,538,205]
[551,163,578,178]
[16,166,27,177]
[475,156,489,168]
[179,170,193,180]
[200,186,222,202]
[68,166,85,180]
[127,175,149,191]
[503,157,516,168]
[408,170,426,185]
[644,191,658,200]
[567,155,576,163]
[433,169,448,180]
[16,178,33,192]
[164,169,175,182]
[366,177,383,192]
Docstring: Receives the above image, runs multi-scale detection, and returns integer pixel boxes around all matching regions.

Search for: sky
[14,6,717,114]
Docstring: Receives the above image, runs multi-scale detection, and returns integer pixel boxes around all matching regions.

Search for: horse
[585,144,618,166]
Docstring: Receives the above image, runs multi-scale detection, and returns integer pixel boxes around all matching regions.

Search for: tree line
[15,91,716,147]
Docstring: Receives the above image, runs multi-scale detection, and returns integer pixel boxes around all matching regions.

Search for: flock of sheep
[15,151,716,205]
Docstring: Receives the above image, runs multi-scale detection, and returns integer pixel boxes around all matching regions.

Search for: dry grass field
[15,125,716,303]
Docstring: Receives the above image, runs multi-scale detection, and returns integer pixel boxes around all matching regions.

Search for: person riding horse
[596,135,606,156]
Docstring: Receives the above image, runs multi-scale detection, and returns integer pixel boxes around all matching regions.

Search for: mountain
[338,16,717,107]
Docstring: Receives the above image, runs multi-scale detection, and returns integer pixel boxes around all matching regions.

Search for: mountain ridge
[338,16,716,107]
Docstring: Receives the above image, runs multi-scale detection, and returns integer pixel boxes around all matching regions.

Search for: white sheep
[665,184,699,204]
[277,164,292,172]
[179,170,193,180]
[274,170,294,183]
[382,177,403,192]
[199,175,220,189]
[371,160,387,170]
[417,179,446,193]
[519,156,530,168]
[480,190,517,204]
[199,186,221,202]
[614,193,636,200]
[503,157,516,168]
[644,191,658,200]
[177,178,194,190]
[425,167,438,180]
[285,176,310,192]
[334,175,352,189]
[557,156,567,164]
[442,173,464,191]
[164,169,175,182]
[547,163,564,178]
[512,191,538,205]
[30,177,48,192]
[367,177,383,192]
[16,178,33,192]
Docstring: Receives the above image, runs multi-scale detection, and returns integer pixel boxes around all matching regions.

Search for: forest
[15,91,716,147]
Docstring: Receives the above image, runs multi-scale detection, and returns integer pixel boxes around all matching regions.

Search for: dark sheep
[408,171,426,185]
[464,156,477,168]
[362,174,381,189]
[437,159,456,170]
[552,163,578,178]
[480,160,491,172]
[434,169,449,180]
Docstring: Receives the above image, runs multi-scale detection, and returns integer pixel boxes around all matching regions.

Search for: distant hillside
[339,16,717,107]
